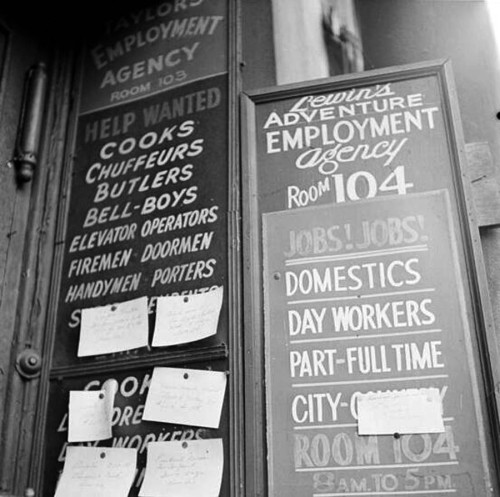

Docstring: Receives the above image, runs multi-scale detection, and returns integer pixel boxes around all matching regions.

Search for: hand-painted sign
[80,0,227,114]
[43,362,228,497]
[39,2,230,495]
[263,191,490,496]
[54,75,228,366]
[253,71,453,212]
[242,61,499,497]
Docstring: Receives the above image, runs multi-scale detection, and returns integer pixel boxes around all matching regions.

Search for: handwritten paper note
[139,439,223,497]
[79,296,148,357]
[357,388,445,435]
[152,286,223,347]
[54,446,136,497]
[68,389,114,442]
[143,367,227,428]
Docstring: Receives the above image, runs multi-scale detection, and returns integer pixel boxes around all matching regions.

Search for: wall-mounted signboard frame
[241,59,500,497]
[26,1,244,496]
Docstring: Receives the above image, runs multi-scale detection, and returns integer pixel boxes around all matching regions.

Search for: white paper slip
[54,446,136,497]
[153,286,223,347]
[139,439,223,497]
[357,387,445,435]
[79,296,148,357]
[68,389,114,442]
[143,367,227,428]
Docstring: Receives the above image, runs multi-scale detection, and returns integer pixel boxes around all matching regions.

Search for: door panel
[0,11,72,497]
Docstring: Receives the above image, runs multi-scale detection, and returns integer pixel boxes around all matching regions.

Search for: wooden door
[0,8,74,497]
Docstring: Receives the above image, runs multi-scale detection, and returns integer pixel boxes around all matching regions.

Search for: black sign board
[263,191,490,496]
[43,359,229,497]
[242,60,499,497]
[54,74,228,367]
[79,0,228,114]
[39,0,231,495]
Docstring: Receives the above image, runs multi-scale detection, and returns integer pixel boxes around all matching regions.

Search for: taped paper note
[153,286,223,347]
[79,296,148,357]
[143,367,227,428]
[54,446,136,497]
[68,389,114,442]
[139,439,223,497]
[357,388,445,435]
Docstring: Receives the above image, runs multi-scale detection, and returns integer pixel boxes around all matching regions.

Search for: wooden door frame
[0,46,76,495]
